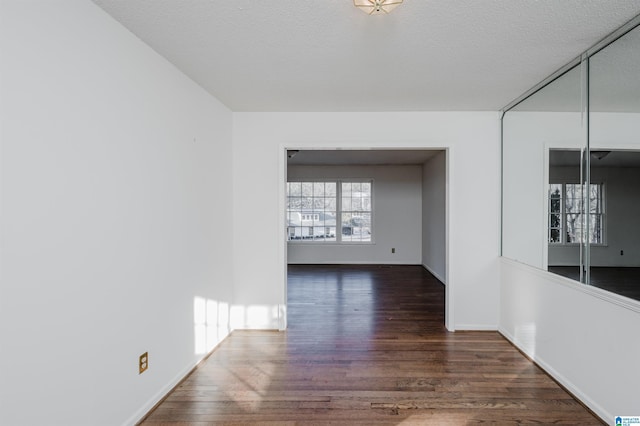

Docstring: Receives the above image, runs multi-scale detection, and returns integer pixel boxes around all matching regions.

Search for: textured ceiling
[91,0,640,112]
[508,23,640,113]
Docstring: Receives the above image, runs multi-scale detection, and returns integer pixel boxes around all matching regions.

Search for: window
[287,182,337,241]
[341,182,372,242]
[549,183,604,244]
[287,180,373,243]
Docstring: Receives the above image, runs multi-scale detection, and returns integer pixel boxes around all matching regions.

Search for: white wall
[0,1,233,425]
[549,165,640,267]
[287,165,422,265]
[421,151,446,283]
[232,112,501,331]
[500,258,640,420]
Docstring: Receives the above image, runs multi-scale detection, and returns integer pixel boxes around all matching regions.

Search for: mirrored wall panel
[586,24,640,301]
[502,19,640,302]
[502,64,585,270]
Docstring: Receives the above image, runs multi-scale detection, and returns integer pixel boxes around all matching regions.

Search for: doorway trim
[278,144,453,331]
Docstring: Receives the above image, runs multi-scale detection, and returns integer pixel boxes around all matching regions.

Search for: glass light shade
[354,0,403,15]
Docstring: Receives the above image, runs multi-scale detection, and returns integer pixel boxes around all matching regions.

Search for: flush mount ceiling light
[354,0,403,15]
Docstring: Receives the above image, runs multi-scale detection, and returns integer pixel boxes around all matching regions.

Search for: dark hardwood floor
[141,265,603,425]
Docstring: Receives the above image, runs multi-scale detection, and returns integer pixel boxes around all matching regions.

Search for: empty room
[2,1,640,425]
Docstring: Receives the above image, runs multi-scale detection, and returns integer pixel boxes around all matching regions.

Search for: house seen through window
[287,181,372,242]
[549,183,603,244]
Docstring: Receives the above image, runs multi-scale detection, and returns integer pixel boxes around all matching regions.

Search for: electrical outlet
[391,248,396,254]
[139,352,148,374]
[621,250,624,256]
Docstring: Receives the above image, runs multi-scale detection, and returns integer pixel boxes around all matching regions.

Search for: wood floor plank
[140,265,603,425]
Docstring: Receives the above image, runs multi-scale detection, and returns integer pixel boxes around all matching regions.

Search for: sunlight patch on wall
[194,297,230,355]
[230,304,281,329]
[514,322,537,358]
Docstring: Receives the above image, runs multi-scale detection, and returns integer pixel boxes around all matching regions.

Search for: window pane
[550,228,561,243]
[302,182,313,197]
[325,183,337,196]
[362,196,371,210]
[342,182,352,194]
[288,211,294,225]
[351,197,362,211]
[288,197,302,209]
[325,198,336,210]
[341,213,353,240]
[565,183,583,213]
[289,182,301,196]
[290,226,300,240]
[341,212,372,242]
[313,182,325,197]
[325,227,336,241]
[566,213,582,243]
[358,213,372,242]
[301,197,312,209]
[341,181,373,242]
[589,214,602,243]
[589,184,602,213]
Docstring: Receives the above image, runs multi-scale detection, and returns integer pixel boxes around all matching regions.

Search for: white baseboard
[124,331,231,426]
[421,263,446,284]
[124,363,196,426]
[454,324,498,331]
[498,326,610,423]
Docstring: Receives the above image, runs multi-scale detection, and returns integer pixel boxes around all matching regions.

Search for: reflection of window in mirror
[547,149,589,283]
[549,150,640,302]
[548,182,604,245]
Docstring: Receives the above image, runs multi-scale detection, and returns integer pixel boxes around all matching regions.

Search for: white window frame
[548,182,605,245]
[287,179,374,244]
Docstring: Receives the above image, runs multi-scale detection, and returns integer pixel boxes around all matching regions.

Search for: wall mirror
[585,23,640,301]
[502,63,585,270]
[502,18,640,302]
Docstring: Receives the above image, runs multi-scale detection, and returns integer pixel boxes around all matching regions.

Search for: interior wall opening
[283,148,448,328]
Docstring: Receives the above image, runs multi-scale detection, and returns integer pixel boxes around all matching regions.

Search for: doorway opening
[279,148,450,330]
